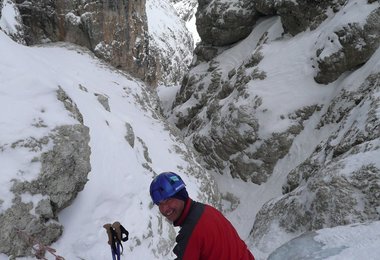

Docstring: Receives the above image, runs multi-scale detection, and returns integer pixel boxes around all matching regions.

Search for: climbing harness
[103,221,129,260]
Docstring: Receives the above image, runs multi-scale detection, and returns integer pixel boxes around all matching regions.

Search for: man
[149,171,255,260]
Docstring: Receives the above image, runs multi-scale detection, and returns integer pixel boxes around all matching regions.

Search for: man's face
[158,197,185,222]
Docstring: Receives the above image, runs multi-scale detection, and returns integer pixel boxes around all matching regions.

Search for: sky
[1,0,380,259]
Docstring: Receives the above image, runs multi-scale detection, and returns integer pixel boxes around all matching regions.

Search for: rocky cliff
[3,0,192,86]
[168,0,380,256]
[146,0,194,86]
[0,32,220,258]
[14,0,155,83]
[171,0,380,183]
[1,0,380,258]
[0,84,91,256]
[0,0,194,257]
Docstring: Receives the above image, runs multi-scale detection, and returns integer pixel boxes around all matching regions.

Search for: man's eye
[160,198,172,205]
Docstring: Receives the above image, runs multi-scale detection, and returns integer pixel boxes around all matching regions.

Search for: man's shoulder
[195,201,219,212]
[190,201,225,220]
[189,200,206,215]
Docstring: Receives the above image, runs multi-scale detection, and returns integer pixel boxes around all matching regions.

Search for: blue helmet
[150,172,186,205]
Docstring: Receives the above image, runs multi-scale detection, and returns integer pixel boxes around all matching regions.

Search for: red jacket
[173,199,255,260]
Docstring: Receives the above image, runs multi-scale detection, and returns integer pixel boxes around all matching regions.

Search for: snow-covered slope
[268,221,380,260]
[170,0,200,44]
[0,30,218,259]
[146,0,194,86]
[1,0,380,259]
[165,0,380,259]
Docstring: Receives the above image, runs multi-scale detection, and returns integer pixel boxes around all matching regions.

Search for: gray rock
[253,163,380,243]
[57,86,84,123]
[196,0,260,46]
[147,0,194,86]
[254,0,346,36]
[35,198,55,219]
[252,72,380,247]
[172,50,318,183]
[314,8,380,84]
[125,122,135,148]
[0,197,63,257]
[0,0,25,44]
[170,0,198,22]
[20,124,91,210]
[95,93,111,112]
[1,124,91,257]
[193,43,220,63]
[14,0,156,84]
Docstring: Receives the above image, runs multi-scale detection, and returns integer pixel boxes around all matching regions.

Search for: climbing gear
[16,228,65,259]
[150,172,186,205]
[103,222,129,260]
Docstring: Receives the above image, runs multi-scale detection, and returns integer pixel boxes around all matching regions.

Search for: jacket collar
[173,198,192,227]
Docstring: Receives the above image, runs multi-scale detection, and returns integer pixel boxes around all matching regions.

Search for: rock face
[196,0,260,46]
[12,125,91,211]
[314,7,380,84]
[4,0,195,86]
[170,0,198,22]
[146,0,194,86]
[252,72,380,249]
[169,0,380,186]
[174,0,321,183]
[0,87,91,257]
[169,3,380,254]
[2,0,380,258]
[169,18,316,184]
[254,0,347,36]
[252,0,380,84]
[14,0,155,84]
[0,0,25,44]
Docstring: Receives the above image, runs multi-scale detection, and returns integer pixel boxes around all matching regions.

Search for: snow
[157,84,181,115]
[0,0,20,35]
[171,0,200,45]
[268,221,380,260]
[186,12,200,45]
[314,0,379,60]
[0,30,203,259]
[1,0,380,259]
[65,12,81,26]
[146,0,183,51]
[146,0,194,85]
[165,0,380,258]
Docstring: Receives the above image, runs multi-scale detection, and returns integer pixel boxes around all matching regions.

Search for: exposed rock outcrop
[0,124,91,257]
[196,0,260,46]
[0,86,91,257]
[13,0,155,84]
[314,7,380,84]
[170,0,198,22]
[254,0,346,36]
[0,0,25,44]
[170,0,380,187]
[147,0,194,86]
[169,17,322,184]
[252,72,380,247]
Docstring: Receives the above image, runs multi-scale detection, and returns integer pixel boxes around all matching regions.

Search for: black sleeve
[173,201,205,259]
